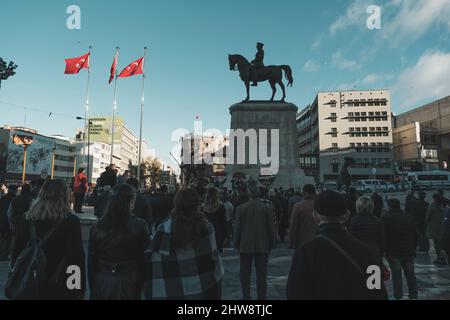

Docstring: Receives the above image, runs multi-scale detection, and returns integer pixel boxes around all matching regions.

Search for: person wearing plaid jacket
[143,188,224,300]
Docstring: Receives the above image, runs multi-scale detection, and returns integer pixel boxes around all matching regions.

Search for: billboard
[88,116,123,144]
[6,130,53,176]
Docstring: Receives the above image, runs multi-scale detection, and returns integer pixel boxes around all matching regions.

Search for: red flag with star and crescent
[109,53,118,84]
[118,57,144,78]
[64,52,90,74]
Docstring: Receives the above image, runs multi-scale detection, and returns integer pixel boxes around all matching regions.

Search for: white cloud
[394,51,450,109]
[303,60,321,72]
[332,51,361,70]
[329,0,371,35]
[383,0,450,44]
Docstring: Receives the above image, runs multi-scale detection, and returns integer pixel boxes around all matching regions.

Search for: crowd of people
[1,165,450,300]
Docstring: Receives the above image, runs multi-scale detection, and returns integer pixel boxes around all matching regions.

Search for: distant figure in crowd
[404,190,416,215]
[371,192,384,218]
[88,183,150,300]
[275,188,289,243]
[73,168,88,214]
[234,185,275,300]
[383,198,418,300]
[345,187,359,227]
[117,170,131,184]
[93,185,111,219]
[8,183,34,232]
[349,197,384,267]
[0,185,17,261]
[426,193,446,265]
[287,189,303,221]
[286,191,387,300]
[221,192,234,248]
[411,191,430,252]
[150,185,174,230]
[289,184,317,250]
[268,190,283,242]
[97,164,117,189]
[337,157,354,191]
[126,178,153,230]
[10,180,86,299]
[203,187,227,253]
[144,188,223,300]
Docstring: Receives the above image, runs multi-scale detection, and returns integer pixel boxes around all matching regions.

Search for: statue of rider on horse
[229,43,293,102]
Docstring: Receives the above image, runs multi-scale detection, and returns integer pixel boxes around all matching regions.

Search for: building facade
[297,90,394,183]
[0,126,76,183]
[394,96,450,171]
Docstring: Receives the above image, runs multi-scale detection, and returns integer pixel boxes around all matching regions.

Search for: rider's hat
[256,42,264,47]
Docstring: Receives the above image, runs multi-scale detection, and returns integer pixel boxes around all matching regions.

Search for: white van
[354,180,396,193]
[407,171,450,190]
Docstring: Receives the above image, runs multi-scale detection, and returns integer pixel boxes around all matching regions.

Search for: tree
[128,157,163,189]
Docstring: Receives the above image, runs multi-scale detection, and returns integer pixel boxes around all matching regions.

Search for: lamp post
[76,117,93,183]
[11,134,33,183]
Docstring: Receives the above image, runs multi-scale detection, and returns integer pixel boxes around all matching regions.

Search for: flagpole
[111,47,119,165]
[84,45,92,181]
[137,46,148,187]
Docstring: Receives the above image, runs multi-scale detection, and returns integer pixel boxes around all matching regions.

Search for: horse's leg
[244,81,250,102]
[269,80,276,101]
[279,80,286,102]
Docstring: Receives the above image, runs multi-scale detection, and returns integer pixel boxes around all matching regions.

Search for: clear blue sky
[1,0,449,166]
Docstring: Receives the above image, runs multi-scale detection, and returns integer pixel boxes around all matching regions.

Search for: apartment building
[297,90,394,183]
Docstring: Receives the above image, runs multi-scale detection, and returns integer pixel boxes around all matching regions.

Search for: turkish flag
[118,57,144,78]
[109,53,118,84]
[64,52,90,74]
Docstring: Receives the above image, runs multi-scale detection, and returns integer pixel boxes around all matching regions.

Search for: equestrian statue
[228,43,293,102]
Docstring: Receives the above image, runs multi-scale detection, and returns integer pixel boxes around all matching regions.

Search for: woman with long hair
[203,187,227,252]
[10,179,86,299]
[88,183,150,300]
[144,188,223,300]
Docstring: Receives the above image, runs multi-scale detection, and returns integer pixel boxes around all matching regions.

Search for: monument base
[226,101,314,189]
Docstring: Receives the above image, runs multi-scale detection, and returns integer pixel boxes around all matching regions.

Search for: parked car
[354,180,396,193]
[408,171,450,190]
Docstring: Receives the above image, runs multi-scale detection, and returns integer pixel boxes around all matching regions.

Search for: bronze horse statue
[228,54,293,102]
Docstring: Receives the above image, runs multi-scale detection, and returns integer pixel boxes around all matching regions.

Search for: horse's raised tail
[281,65,293,87]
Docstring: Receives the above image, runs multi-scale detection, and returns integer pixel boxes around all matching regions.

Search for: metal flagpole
[137,46,148,186]
[84,45,92,172]
[110,47,119,165]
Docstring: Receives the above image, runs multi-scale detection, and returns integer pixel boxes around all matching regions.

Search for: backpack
[5,221,62,300]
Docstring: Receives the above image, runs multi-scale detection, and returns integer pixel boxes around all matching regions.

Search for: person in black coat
[150,185,174,230]
[7,183,34,232]
[383,198,418,300]
[0,185,17,261]
[97,165,118,189]
[88,183,150,300]
[10,180,86,299]
[371,192,384,218]
[286,191,388,300]
[126,178,153,231]
[411,191,429,252]
[349,196,384,266]
[203,187,227,252]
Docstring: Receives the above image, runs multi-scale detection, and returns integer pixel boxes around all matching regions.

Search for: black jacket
[383,209,417,258]
[286,223,387,300]
[88,215,150,300]
[10,214,86,299]
[133,194,153,230]
[8,193,34,228]
[411,199,429,233]
[203,204,227,251]
[149,194,173,227]
[349,214,384,258]
[98,169,117,188]
[371,194,384,218]
[0,193,15,233]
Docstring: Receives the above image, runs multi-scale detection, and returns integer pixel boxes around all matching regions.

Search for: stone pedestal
[226,101,312,189]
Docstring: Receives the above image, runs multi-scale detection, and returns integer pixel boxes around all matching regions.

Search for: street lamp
[76,116,92,183]
[0,58,18,90]
[11,134,33,183]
